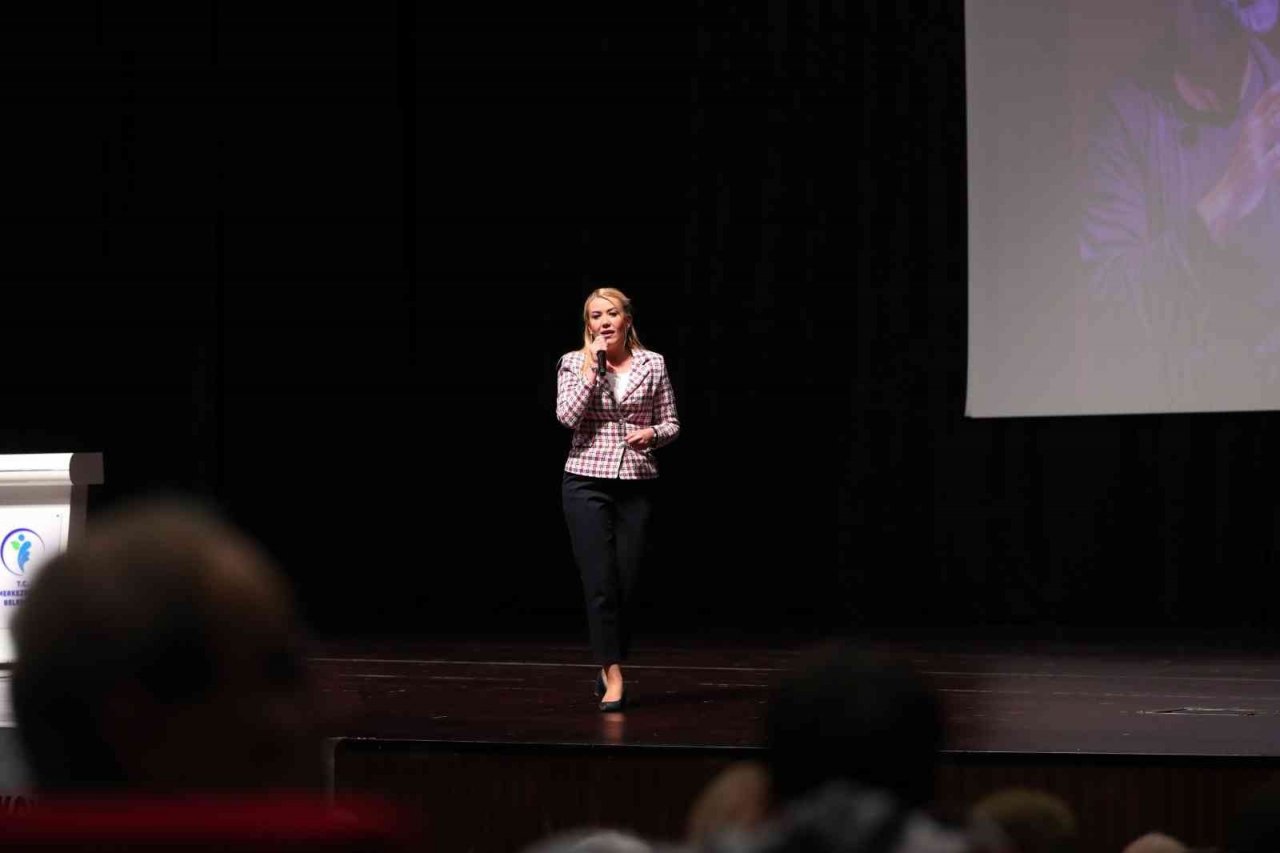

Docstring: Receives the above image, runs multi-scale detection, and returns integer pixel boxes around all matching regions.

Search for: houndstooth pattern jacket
[556,348,680,480]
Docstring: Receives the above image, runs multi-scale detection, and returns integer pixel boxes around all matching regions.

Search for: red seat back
[0,793,416,851]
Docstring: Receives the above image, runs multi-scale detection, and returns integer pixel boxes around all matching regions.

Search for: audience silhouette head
[11,496,321,792]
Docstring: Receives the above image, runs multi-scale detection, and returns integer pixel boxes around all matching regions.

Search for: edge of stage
[315,633,1280,852]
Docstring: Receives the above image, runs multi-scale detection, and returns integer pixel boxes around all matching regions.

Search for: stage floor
[312,636,1280,757]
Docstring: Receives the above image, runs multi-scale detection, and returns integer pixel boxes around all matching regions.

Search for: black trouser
[561,472,654,664]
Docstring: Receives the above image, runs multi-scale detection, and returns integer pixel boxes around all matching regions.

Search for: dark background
[7,3,1280,641]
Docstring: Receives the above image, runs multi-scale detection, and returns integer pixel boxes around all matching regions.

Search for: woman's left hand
[624,428,656,450]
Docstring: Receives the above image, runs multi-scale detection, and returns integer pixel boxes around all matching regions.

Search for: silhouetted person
[1123,833,1189,853]
[11,498,322,792]
[524,829,654,853]
[695,783,976,853]
[764,644,944,811]
[687,761,772,844]
[672,645,966,853]
[971,789,1077,853]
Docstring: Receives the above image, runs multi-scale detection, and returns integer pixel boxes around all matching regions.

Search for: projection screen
[967,0,1280,416]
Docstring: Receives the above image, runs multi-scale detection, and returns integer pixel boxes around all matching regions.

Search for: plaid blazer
[556,348,680,480]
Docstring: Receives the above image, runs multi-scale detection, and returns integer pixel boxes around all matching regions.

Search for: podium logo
[1,529,46,577]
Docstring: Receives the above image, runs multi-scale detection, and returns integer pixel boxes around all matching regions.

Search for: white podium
[0,454,104,663]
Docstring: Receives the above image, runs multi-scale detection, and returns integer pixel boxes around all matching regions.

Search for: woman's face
[1178,0,1255,99]
[587,297,628,348]
[1227,0,1279,34]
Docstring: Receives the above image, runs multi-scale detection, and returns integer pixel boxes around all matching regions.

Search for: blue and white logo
[1,529,45,577]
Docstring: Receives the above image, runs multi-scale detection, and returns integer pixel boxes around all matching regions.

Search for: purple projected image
[1078,0,1280,405]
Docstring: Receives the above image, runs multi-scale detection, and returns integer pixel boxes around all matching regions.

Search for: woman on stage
[556,288,680,712]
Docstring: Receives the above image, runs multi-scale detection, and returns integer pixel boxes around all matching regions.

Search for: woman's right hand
[1200,83,1280,244]
[585,335,609,383]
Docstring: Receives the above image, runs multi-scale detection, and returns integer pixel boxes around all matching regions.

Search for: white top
[606,370,631,403]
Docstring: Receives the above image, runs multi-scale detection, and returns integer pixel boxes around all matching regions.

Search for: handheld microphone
[596,350,607,377]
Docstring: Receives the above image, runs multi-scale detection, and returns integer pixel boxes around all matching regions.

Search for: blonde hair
[579,288,644,375]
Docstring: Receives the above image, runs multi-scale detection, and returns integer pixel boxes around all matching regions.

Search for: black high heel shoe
[599,688,626,712]
[594,673,606,698]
